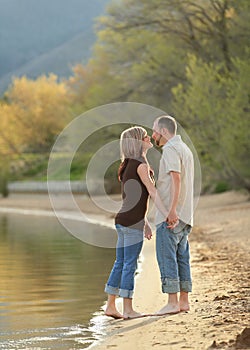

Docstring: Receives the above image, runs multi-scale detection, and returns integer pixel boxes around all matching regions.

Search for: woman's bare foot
[123,310,145,319]
[155,303,180,316]
[105,307,123,319]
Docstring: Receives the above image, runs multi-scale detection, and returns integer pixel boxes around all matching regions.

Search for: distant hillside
[0,0,110,95]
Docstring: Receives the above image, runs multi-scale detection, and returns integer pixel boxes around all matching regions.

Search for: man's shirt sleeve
[162,147,181,174]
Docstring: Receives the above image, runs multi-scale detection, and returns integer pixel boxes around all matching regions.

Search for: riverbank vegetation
[0,0,249,196]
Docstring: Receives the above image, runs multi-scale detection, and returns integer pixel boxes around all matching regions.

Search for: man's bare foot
[180,302,190,312]
[179,292,189,312]
[105,307,123,319]
[155,303,180,316]
[123,311,146,319]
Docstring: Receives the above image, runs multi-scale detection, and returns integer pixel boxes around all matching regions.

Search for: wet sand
[0,190,249,349]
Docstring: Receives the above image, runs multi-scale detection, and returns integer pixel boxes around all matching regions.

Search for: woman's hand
[144,223,153,240]
[166,209,179,229]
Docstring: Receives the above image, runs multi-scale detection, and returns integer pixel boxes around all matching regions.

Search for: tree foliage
[0,74,70,196]
[1,0,249,193]
[69,0,249,108]
[1,74,70,154]
[172,55,250,191]
[67,0,250,191]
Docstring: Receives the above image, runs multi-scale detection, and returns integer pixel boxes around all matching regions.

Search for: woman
[104,126,167,320]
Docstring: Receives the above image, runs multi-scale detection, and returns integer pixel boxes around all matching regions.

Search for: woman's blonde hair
[118,126,147,181]
[120,126,147,161]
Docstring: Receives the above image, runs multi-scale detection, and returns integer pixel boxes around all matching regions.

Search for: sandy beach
[0,190,249,349]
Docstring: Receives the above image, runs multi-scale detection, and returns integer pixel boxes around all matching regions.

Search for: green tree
[101,0,249,67]
[172,55,250,191]
[70,0,250,111]
[67,0,250,192]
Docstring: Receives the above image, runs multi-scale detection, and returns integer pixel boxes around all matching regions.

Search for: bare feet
[123,311,146,320]
[180,302,190,312]
[179,292,190,312]
[105,307,123,319]
[155,303,180,316]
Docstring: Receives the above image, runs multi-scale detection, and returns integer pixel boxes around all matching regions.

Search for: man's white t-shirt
[155,135,194,226]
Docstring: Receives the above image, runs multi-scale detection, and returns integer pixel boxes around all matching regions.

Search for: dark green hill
[0,0,110,94]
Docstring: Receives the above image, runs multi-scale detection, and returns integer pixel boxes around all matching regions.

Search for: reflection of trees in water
[0,213,115,327]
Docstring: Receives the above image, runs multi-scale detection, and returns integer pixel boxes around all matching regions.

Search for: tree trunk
[0,162,9,198]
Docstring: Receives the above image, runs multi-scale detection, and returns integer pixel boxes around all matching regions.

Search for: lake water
[0,212,116,349]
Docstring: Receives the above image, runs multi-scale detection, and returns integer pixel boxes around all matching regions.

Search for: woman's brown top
[115,158,150,231]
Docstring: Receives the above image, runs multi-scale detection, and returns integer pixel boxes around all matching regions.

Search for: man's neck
[161,133,175,146]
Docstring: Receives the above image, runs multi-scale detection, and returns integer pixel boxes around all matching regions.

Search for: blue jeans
[156,221,192,293]
[105,224,144,298]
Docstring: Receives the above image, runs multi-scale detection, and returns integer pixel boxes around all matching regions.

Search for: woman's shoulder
[128,159,147,172]
[129,157,147,165]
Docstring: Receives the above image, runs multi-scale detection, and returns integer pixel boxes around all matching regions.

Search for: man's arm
[167,171,181,228]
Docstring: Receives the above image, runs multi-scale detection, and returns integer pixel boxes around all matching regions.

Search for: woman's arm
[144,217,153,240]
[137,163,168,218]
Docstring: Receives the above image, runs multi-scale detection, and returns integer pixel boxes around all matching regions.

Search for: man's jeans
[156,221,192,293]
[105,224,143,298]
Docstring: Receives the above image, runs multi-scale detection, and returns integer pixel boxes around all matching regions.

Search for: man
[152,115,194,315]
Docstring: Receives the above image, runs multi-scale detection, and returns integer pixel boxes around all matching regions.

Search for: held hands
[166,209,179,229]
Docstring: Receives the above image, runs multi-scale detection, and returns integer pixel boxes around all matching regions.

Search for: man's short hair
[157,115,177,135]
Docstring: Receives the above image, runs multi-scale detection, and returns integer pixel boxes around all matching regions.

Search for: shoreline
[0,191,249,349]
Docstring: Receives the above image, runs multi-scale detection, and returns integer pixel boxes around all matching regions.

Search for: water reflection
[0,213,116,349]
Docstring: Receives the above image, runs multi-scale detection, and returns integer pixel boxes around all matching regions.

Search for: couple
[104,115,194,320]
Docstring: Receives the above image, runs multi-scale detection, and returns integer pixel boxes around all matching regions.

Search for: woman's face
[142,133,153,152]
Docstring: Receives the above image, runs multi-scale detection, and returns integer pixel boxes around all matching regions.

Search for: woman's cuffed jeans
[105,224,143,298]
[156,221,192,294]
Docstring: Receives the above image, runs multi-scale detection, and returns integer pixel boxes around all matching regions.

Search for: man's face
[152,121,163,147]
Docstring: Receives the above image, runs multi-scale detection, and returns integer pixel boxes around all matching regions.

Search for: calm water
[0,212,116,349]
